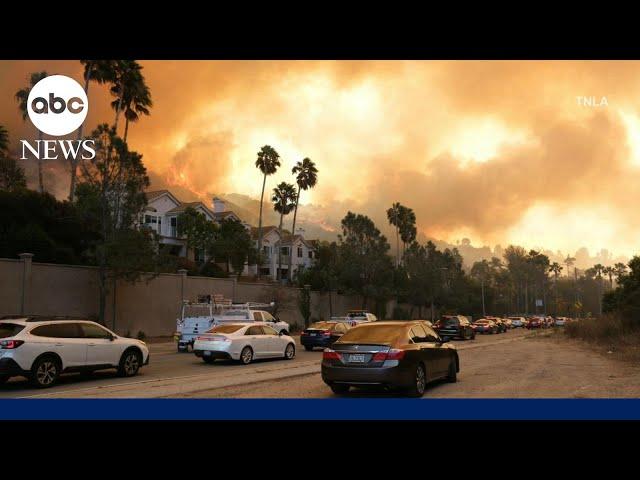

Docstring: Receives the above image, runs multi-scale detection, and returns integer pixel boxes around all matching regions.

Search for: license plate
[203,351,211,356]
[310,333,317,336]
[349,354,366,363]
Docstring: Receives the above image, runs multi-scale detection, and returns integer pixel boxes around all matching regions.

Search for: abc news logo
[20,74,96,161]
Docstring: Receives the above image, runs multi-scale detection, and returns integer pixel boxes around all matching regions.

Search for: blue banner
[1,398,640,420]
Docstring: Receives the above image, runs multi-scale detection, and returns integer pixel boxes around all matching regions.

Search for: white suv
[0,316,150,388]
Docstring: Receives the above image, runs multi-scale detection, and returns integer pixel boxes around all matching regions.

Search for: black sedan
[321,321,459,397]
[300,321,350,351]
[434,315,475,340]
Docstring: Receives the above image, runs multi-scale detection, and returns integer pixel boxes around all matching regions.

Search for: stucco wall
[0,257,382,337]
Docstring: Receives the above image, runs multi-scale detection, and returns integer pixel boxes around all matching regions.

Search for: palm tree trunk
[124,118,130,143]
[37,130,44,193]
[396,225,400,267]
[277,212,284,282]
[287,185,300,283]
[257,173,267,275]
[481,279,486,317]
[114,83,124,134]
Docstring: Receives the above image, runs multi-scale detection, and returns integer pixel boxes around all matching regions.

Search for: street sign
[536,299,543,307]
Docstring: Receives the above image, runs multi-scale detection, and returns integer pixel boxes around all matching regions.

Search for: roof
[251,226,280,240]
[213,211,240,221]
[166,202,216,219]
[145,190,169,201]
[280,234,316,249]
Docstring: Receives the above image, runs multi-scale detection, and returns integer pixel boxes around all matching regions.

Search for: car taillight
[300,331,307,336]
[322,330,331,336]
[373,349,405,361]
[0,340,24,349]
[323,349,341,360]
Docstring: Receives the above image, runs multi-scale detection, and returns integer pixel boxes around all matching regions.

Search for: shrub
[137,330,146,340]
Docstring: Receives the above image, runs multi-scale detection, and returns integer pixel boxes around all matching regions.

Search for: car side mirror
[278,331,284,336]
[108,334,115,341]
[438,337,449,344]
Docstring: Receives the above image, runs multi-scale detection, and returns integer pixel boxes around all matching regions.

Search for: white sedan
[193,322,296,365]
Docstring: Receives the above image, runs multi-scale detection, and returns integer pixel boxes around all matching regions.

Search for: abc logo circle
[27,75,88,136]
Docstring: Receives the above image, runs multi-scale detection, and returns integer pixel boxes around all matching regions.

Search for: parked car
[472,319,498,334]
[300,321,350,351]
[501,317,513,329]
[193,322,296,365]
[176,301,289,352]
[555,317,568,327]
[0,316,149,388]
[487,317,508,333]
[526,317,544,329]
[434,315,475,341]
[321,321,459,397]
[508,316,527,328]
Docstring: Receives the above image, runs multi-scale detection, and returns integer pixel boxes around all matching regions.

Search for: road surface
[2,328,639,398]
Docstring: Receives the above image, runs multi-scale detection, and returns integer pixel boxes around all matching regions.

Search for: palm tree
[593,263,605,315]
[119,80,152,142]
[271,182,296,281]
[564,255,576,278]
[387,202,402,266]
[0,125,8,155]
[399,206,417,258]
[549,262,563,315]
[287,157,318,282]
[15,71,48,193]
[108,60,145,135]
[613,262,627,285]
[68,60,116,200]
[255,145,281,266]
[603,265,615,290]
[471,260,491,317]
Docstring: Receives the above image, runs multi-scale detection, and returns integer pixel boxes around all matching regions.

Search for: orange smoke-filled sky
[1,60,640,259]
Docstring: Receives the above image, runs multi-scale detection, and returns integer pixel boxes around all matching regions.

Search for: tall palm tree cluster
[255,146,318,283]
[14,60,152,200]
[386,202,417,266]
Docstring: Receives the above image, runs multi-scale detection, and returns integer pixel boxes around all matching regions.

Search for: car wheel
[202,357,216,364]
[30,355,61,388]
[0,375,9,385]
[330,384,350,395]
[118,349,142,377]
[240,346,253,365]
[284,343,295,360]
[407,363,427,398]
[446,358,458,383]
[304,345,314,351]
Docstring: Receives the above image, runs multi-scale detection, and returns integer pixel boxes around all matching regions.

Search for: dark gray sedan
[321,321,459,397]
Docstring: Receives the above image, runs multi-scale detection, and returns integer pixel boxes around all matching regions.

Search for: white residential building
[141,190,247,264]
[251,226,316,281]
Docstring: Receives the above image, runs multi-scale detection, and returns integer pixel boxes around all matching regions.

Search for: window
[252,312,263,321]
[262,312,275,322]
[410,325,428,343]
[0,323,25,338]
[31,323,82,338]
[80,323,113,339]
[297,247,303,258]
[169,216,177,237]
[208,324,244,334]
[308,251,313,259]
[339,325,405,344]
[263,246,270,255]
[246,326,263,335]
[423,326,440,342]
[262,326,278,335]
[280,246,289,256]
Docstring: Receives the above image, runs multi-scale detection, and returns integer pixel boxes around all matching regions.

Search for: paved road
[183,330,640,398]
[0,329,536,398]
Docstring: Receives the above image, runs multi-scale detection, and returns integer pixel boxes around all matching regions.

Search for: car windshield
[338,324,405,345]
[347,312,367,318]
[439,317,459,326]
[0,323,25,338]
[308,322,334,329]
[475,320,489,324]
[208,324,244,333]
